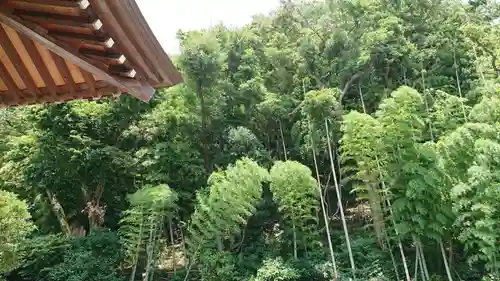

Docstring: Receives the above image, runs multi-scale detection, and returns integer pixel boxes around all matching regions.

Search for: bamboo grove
[0,0,499,281]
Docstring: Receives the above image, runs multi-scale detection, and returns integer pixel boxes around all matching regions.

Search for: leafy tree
[269,160,320,260]
[119,184,178,281]
[0,190,35,276]
[45,231,124,281]
[186,158,268,253]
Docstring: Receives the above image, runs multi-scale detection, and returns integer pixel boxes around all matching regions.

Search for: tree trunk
[414,248,420,281]
[46,190,71,236]
[416,240,430,281]
[312,137,338,278]
[440,241,454,281]
[130,213,144,281]
[292,217,297,260]
[368,182,385,249]
[196,79,212,173]
[169,218,177,273]
[325,118,356,277]
[358,85,409,281]
[279,119,288,161]
[216,234,223,251]
[385,234,400,281]
[386,195,411,281]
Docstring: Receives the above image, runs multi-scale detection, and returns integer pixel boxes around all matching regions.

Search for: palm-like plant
[186,158,268,254]
[269,160,320,260]
[119,184,178,281]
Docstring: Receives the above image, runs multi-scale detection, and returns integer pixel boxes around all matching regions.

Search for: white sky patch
[137,0,281,55]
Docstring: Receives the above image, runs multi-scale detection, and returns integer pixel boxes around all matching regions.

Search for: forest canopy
[0,0,499,281]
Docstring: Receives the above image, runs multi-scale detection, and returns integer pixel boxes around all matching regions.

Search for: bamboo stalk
[418,242,430,281]
[312,136,339,278]
[169,218,177,274]
[358,85,411,281]
[325,118,356,277]
[441,241,454,281]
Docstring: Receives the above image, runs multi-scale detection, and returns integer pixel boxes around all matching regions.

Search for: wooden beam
[51,51,76,96]
[0,11,154,101]
[15,11,102,30]
[0,24,39,97]
[80,68,95,95]
[109,65,136,78]
[79,49,126,64]
[14,0,90,10]
[50,31,114,48]
[9,1,89,17]
[0,60,21,103]
[18,33,58,97]
[88,0,160,84]
[0,85,119,107]
[109,0,183,86]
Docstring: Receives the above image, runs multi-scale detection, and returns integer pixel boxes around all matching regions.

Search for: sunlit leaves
[186,158,268,253]
[0,190,35,274]
[269,160,320,252]
[119,184,178,268]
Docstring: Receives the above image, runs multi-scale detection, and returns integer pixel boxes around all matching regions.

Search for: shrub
[46,230,124,281]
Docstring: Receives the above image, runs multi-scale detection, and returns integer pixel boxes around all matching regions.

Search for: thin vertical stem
[169,217,177,274]
[418,247,426,281]
[358,85,411,281]
[421,68,434,142]
[386,195,412,281]
[385,234,401,281]
[129,212,144,281]
[440,241,454,281]
[325,118,356,277]
[292,218,298,260]
[279,119,288,161]
[452,48,468,121]
[414,248,420,281]
[358,84,366,113]
[312,132,339,278]
[418,242,430,281]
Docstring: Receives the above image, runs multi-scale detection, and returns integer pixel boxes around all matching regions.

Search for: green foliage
[45,231,124,281]
[187,158,268,252]
[226,126,271,165]
[269,160,320,254]
[198,249,240,281]
[0,190,35,275]
[119,184,178,271]
[341,111,385,180]
[252,258,299,281]
[2,0,500,279]
[251,258,330,281]
[334,231,396,280]
[16,234,68,281]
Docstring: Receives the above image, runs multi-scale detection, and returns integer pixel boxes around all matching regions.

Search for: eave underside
[0,0,182,107]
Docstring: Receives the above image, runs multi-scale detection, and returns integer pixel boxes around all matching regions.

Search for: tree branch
[470,38,500,77]
[340,70,366,104]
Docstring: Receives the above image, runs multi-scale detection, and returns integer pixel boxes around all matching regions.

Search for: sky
[136,0,281,55]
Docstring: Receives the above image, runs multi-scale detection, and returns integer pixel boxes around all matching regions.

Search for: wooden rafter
[0,0,182,107]
[81,69,95,95]
[0,23,39,96]
[18,33,58,97]
[51,51,76,96]
[88,0,160,84]
[15,11,103,31]
[0,11,155,101]
[80,49,126,65]
[9,1,89,17]
[0,60,21,104]
[18,0,91,10]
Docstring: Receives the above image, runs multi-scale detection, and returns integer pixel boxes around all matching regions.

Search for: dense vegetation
[1,0,499,280]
